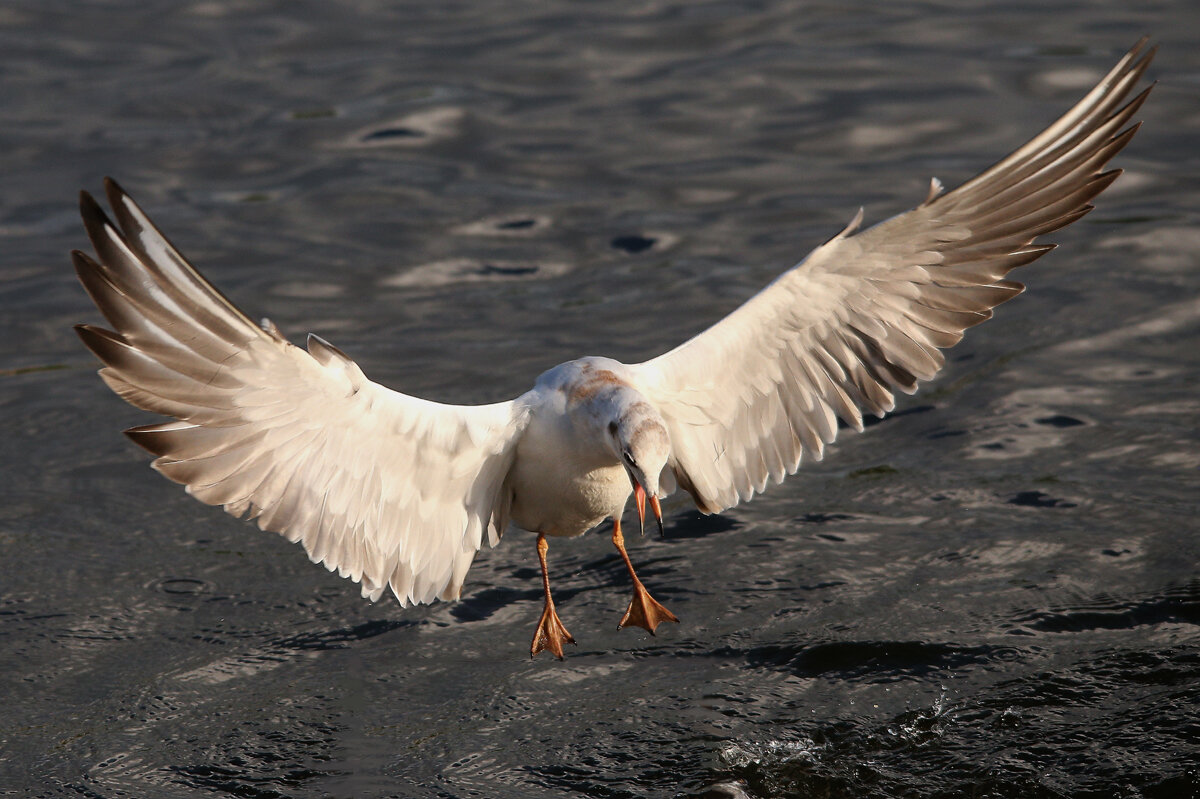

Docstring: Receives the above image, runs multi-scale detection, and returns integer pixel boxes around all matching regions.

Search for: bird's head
[606,402,671,536]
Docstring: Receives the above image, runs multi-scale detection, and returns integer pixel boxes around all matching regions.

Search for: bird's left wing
[74,179,531,606]
[629,40,1154,514]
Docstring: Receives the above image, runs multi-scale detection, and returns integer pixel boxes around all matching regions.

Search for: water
[2,2,1198,797]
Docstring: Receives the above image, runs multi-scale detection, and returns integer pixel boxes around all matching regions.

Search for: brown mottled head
[605,398,671,499]
[565,366,625,405]
[546,356,672,498]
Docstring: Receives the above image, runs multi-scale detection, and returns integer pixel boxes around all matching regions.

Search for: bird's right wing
[630,40,1154,514]
[75,180,532,606]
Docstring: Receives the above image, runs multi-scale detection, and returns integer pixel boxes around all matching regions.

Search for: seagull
[74,41,1154,659]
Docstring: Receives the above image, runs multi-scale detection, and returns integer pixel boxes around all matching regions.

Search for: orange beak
[649,494,664,538]
[631,480,665,538]
[633,481,646,535]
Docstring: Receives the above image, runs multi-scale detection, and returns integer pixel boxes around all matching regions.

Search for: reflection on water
[2,1,1199,797]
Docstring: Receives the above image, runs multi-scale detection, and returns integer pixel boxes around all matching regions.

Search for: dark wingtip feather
[75,323,126,365]
[1001,243,1057,274]
[78,189,120,254]
[1120,120,1144,143]
[71,250,110,316]
[69,248,96,275]
[103,177,131,225]
[1072,170,1124,209]
[1028,206,1093,240]
[124,426,160,455]
[124,423,173,456]
[1136,44,1159,70]
[1115,85,1154,127]
[1124,46,1157,93]
[79,189,103,224]
[1123,37,1154,72]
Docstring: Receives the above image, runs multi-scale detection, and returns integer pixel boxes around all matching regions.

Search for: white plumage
[75,40,1154,657]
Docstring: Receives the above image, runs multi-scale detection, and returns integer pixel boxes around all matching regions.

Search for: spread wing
[629,39,1154,513]
[75,179,531,606]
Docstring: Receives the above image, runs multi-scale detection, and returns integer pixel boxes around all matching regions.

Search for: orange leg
[612,516,679,634]
[530,533,576,659]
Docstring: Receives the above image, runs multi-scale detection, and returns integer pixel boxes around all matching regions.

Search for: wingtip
[1124,40,1158,84]
[123,425,158,454]
[78,187,118,247]
[1123,36,1155,68]
[74,323,121,362]
[74,321,111,339]
[1118,86,1154,125]
[103,176,130,213]
[123,422,186,457]
[70,249,102,289]
[69,248,93,270]
[79,188,102,218]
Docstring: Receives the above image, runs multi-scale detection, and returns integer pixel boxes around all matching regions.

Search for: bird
[73,40,1154,660]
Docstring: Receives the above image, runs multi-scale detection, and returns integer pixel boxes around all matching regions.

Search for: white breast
[507,359,639,537]
[509,405,630,537]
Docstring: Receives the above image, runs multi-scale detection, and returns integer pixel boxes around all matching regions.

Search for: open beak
[630,478,665,538]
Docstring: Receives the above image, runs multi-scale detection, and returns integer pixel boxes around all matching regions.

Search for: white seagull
[75,41,1153,659]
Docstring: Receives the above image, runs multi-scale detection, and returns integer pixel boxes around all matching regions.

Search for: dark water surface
[2,2,1198,797]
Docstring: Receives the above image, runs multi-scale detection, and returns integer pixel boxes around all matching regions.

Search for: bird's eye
[608,421,618,437]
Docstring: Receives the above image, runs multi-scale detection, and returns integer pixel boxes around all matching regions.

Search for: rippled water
[3,2,1198,797]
